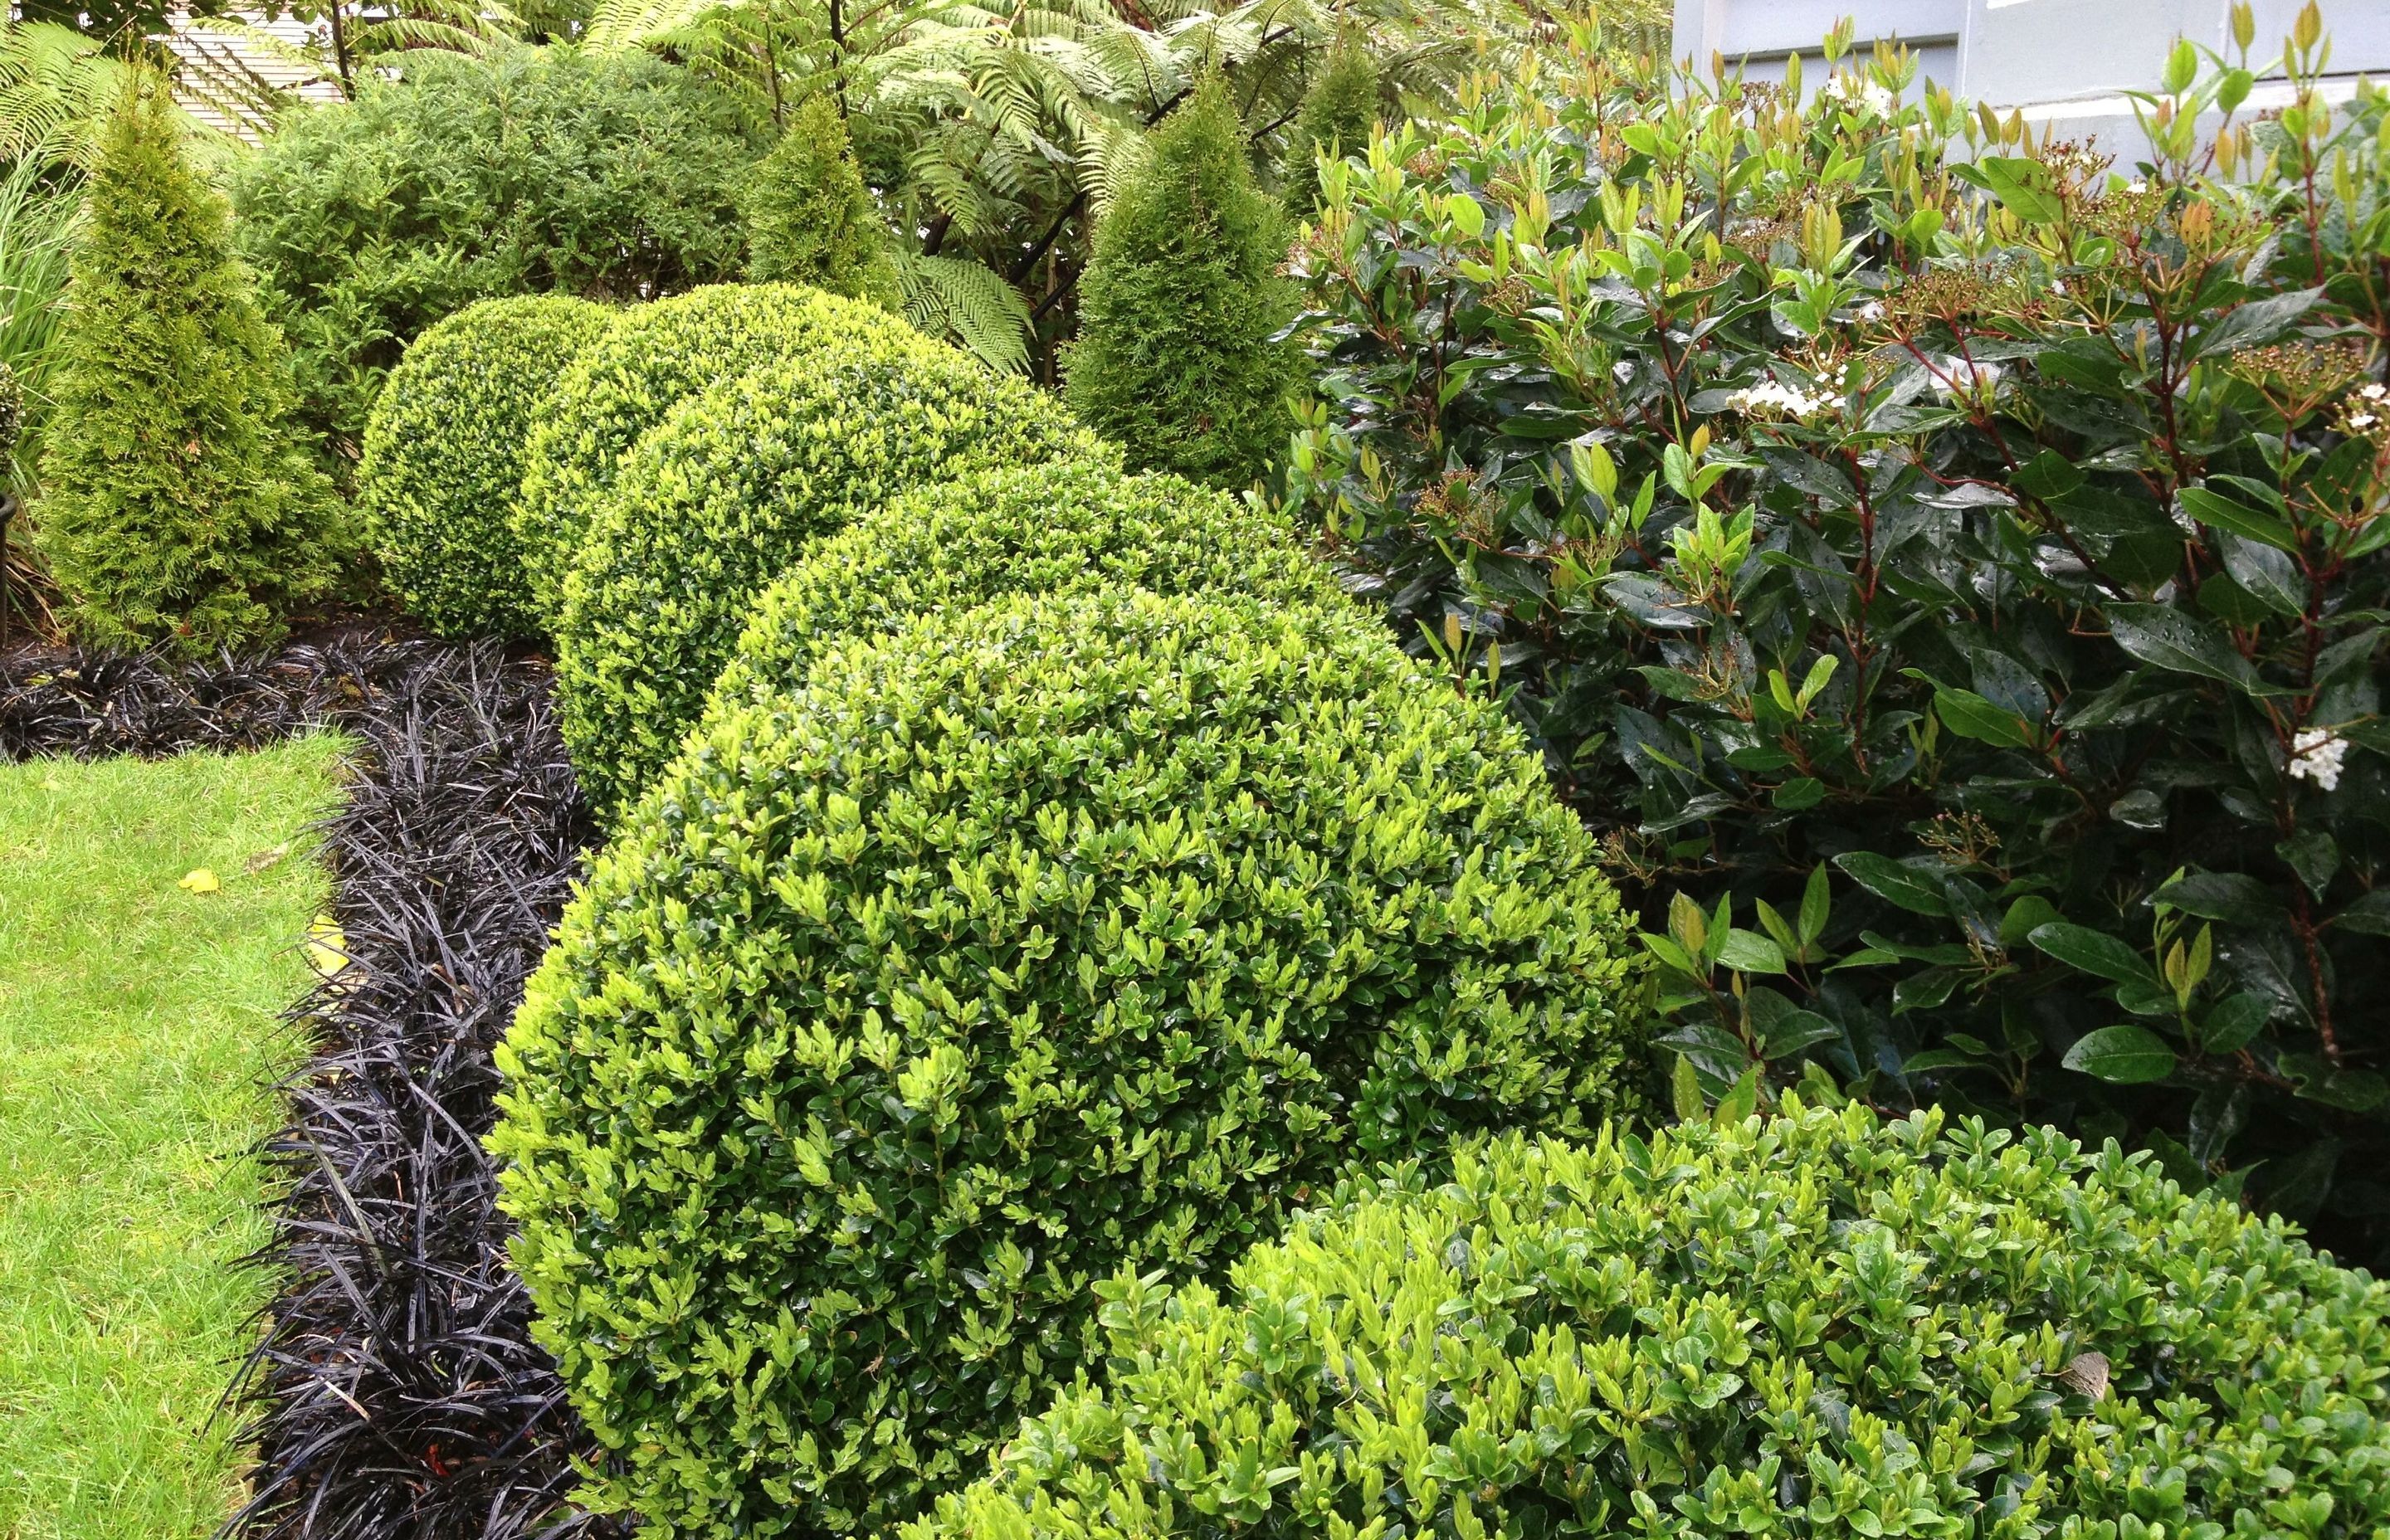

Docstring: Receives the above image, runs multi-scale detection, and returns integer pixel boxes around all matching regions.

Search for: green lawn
[0,736,345,1539]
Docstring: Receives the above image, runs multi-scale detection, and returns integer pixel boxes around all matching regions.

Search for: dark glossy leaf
[2061,1024,2177,1083]
[2197,992,2273,1054]
[1934,686,2032,747]
[2156,870,2285,924]
[2105,604,2259,690]
[2181,485,2298,552]
[2334,889,2390,936]
[1833,852,1952,916]
[2029,922,2157,985]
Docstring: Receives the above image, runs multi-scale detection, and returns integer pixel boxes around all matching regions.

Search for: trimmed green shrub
[357,294,615,640]
[742,95,899,304]
[231,46,758,464]
[909,1100,2390,1540]
[37,74,339,657]
[492,587,1643,1540]
[509,282,888,622]
[704,456,1344,727]
[1065,74,1300,490]
[552,329,1089,817]
[1281,30,1378,215]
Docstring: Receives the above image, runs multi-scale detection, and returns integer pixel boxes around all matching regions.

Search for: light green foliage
[1066,74,1300,489]
[1282,30,1378,215]
[0,157,80,495]
[493,589,1642,1540]
[742,94,899,304]
[358,294,615,639]
[508,282,885,621]
[36,75,339,657]
[553,327,1087,817]
[910,1100,2390,1540]
[0,735,341,1540]
[230,46,758,462]
[705,455,1344,726]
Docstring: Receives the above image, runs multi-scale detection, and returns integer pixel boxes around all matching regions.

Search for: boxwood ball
[493,589,1643,1540]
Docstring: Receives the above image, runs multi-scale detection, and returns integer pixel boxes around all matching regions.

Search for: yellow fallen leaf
[306,914,348,976]
[178,868,221,894]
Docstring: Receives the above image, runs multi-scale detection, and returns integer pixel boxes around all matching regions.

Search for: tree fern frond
[893,250,1032,372]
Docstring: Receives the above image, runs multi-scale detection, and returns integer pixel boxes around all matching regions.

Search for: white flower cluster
[1818,74,1897,117]
[2351,381,2389,432]
[2290,728,2347,792]
[1727,377,1835,420]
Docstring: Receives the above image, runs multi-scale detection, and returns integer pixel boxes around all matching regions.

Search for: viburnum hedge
[552,328,1090,817]
[1285,13,2390,1257]
[358,294,614,639]
[493,589,1643,1540]
[510,283,892,623]
[703,456,1347,728]
[906,1099,2390,1540]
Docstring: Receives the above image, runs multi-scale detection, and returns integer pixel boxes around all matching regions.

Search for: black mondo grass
[2,641,617,1540]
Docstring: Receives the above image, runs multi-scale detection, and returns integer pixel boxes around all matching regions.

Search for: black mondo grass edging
[2,641,618,1540]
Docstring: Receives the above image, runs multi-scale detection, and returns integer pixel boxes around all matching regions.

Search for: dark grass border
[2,641,619,1540]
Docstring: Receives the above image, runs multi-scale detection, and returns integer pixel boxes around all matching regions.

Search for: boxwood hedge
[492,588,1643,1540]
[358,294,615,639]
[702,456,1346,728]
[509,283,909,621]
[910,1100,2390,1540]
[551,336,1090,818]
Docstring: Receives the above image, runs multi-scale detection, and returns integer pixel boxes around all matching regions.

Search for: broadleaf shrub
[232,46,758,462]
[357,294,615,640]
[509,282,878,621]
[493,588,1643,1540]
[1285,20,2390,1257]
[907,1100,2390,1540]
[37,74,339,656]
[704,455,1347,727]
[553,322,1089,817]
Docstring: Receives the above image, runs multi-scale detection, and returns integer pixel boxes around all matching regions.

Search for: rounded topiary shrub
[358,294,616,639]
[702,456,1346,729]
[552,335,1091,818]
[492,588,1643,1540]
[509,282,905,617]
[909,1101,2390,1540]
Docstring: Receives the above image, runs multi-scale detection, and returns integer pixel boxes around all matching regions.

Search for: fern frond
[893,249,1032,373]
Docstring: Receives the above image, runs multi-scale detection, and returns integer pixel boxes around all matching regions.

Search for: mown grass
[0,735,345,1539]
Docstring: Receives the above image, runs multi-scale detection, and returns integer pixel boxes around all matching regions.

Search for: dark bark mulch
[3,639,617,1540]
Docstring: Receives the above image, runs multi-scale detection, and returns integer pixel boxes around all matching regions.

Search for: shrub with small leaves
[1066,74,1301,490]
[553,324,1088,817]
[910,1099,2390,1540]
[493,589,1643,1540]
[703,455,1347,729]
[742,95,900,305]
[509,283,887,621]
[358,294,615,639]
[1281,29,1379,216]
[37,73,339,656]
[231,46,758,463]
